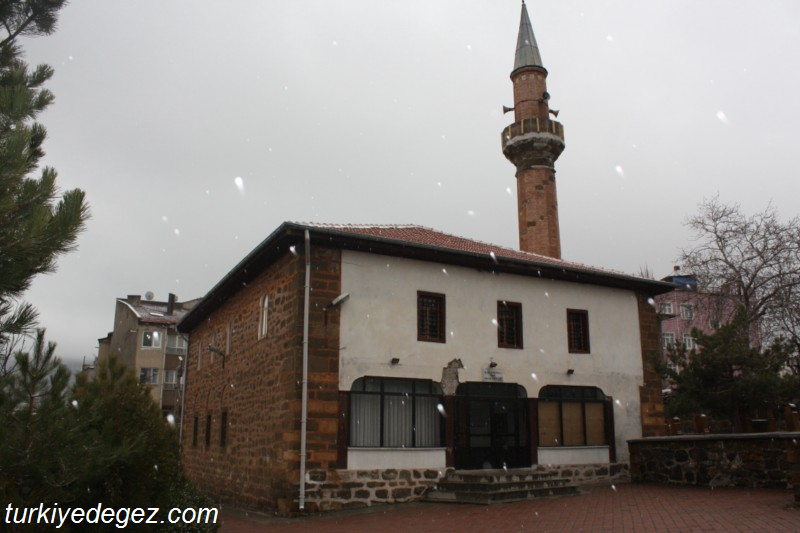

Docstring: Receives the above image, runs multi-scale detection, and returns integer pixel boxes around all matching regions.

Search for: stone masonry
[180,244,342,515]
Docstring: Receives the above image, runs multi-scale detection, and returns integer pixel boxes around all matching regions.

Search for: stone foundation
[301,468,443,512]
[629,432,800,490]
[535,462,630,485]
[299,463,630,512]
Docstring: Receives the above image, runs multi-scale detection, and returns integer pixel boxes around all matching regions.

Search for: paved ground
[217,482,799,532]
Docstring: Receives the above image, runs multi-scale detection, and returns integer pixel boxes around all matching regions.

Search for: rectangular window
[258,295,269,339]
[205,414,212,448]
[163,369,177,390]
[683,334,695,350]
[566,309,590,353]
[662,332,676,348]
[659,302,674,314]
[417,292,445,343]
[680,304,694,320]
[226,321,232,355]
[350,377,444,448]
[142,330,162,349]
[166,334,187,355]
[192,416,198,448]
[538,386,607,447]
[220,411,228,448]
[139,367,159,385]
[497,301,523,349]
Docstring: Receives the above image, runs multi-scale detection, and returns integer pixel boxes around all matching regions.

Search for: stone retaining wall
[628,432,800,490]
[538,462,630,485]
[301,468,443,512]
[300,463,631,512]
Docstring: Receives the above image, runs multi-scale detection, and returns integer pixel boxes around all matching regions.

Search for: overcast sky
[17,0,800,369]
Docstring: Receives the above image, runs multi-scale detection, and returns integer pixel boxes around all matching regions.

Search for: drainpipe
[299,230,311,509]
[177,333,190,450]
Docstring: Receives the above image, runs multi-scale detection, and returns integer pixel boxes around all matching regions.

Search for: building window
[497,301,523,349]
[566,309,590,353]
[139,367,159,385]
[417,292,445,343]
[659,302,674,314]
[683,334,695,350]
[166,334,187,355]
[205,414,212,448]
[350,377,444,448]
[538,385,607,447]
[258,295,269,339]
[680,304,694,320]
[662,332,676,348]
[220,411,228,448]
[226,321,233,355]
[192,416,198,448]
[142,330,161,349]
[163,369,177,390]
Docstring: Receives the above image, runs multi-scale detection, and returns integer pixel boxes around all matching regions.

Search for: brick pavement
[217,483,799,532]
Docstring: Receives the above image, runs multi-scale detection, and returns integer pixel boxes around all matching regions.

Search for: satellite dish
[144,291,154,301]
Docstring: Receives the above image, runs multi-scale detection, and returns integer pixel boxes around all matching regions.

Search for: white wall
[338,250,645,462]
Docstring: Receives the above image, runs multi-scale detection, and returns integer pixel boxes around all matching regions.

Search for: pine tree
[0,0,88,370]
[660,309,795,431]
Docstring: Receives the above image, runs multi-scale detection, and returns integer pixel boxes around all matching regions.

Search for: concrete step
[425,468,580,505]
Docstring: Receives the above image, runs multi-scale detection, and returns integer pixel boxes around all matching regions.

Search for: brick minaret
[502,1,565,258]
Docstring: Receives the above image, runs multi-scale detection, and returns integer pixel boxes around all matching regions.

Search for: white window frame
[659,302,674,315]
[680,304,694,320]
[163,369,177,390]
[166,334,187,354]
[683,334,695,350]
[258,294,269,339]
[139,367,160,385]
[142,330,162,349]
[662,332,676,348]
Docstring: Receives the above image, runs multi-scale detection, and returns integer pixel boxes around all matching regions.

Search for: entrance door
[454,382,530,469]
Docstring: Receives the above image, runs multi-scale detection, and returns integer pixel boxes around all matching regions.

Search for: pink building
[654,268,738,354]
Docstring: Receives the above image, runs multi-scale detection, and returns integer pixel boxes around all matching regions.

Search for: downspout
[177,333,190,450]
[299,230,311,509]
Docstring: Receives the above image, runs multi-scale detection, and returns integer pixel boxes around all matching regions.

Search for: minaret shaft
[502,3,565,259]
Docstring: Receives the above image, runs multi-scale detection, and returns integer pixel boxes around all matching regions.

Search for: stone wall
[302,468,443,512]
[180,244,342,515]
[629,432,800,489]
[537,462,630,486]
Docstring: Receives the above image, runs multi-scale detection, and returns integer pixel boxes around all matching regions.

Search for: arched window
[538,385,607,447]
[350,377,444,448]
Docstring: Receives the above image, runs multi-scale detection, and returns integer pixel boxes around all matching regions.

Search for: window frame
[659,302,674,315]
[141,330,162,349]
[566,309,590,354]
[139,367,160,385]
[258,294,269,339]
[538,385,607,447]
[662,332,676,348]
[163,369,177,390]
[349,376,445,449]
[417,291,446,343]
[497,300,523,349]
[683,334,695,350]
[680,304,694,320]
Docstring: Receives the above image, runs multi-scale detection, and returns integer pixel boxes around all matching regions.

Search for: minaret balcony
[501,117,565,169]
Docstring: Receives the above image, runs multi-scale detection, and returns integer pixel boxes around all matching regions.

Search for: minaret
[502,1,565,258]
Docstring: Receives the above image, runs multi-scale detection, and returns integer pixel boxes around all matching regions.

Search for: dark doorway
[454,382,530,469]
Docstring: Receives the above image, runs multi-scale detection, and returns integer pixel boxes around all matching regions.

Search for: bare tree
[679,196,800,347]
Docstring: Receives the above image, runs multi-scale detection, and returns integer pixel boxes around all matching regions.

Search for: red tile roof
[298,222,626,277]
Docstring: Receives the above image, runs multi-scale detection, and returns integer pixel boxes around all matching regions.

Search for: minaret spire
[514,1,543,71]
[502,1,565,258]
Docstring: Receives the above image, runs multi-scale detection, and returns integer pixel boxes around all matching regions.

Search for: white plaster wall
[538,446,610,465]
[348,448,446,470]
[338,250,645,462]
